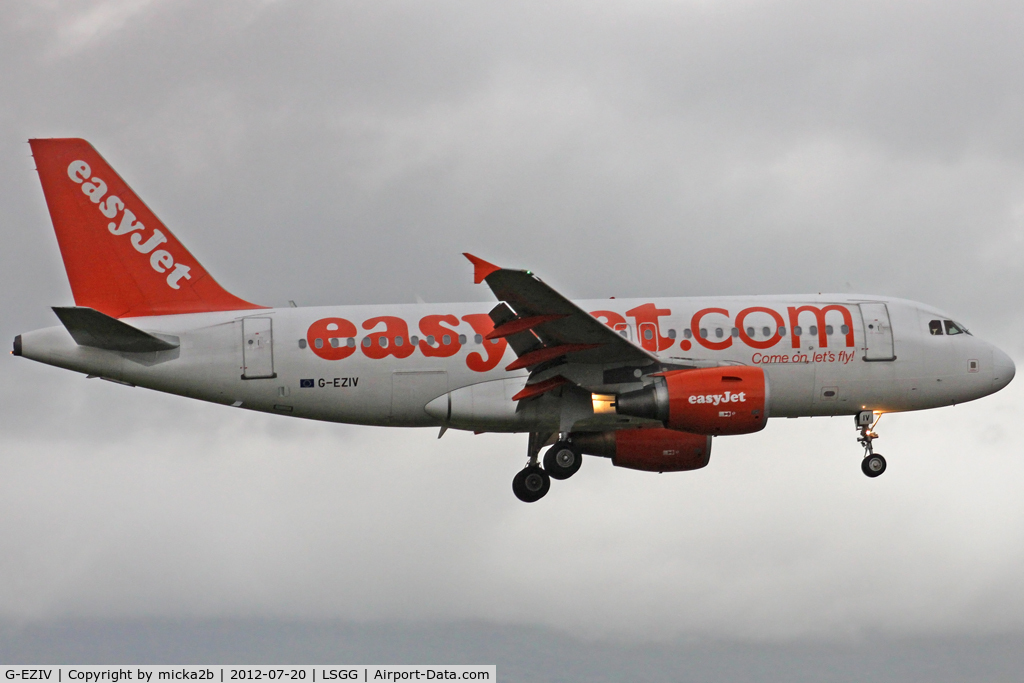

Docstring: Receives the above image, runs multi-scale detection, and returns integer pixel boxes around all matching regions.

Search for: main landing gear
[512,466,550,503]
[544,441,583,480]
[856,410,887,478]
[512,433,583,503]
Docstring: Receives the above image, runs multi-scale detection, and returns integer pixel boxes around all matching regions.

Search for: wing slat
[511,375,569,401]
[506,343,602,371]
[485,314,567,340]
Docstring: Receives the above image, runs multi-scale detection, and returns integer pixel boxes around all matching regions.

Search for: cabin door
[858,303,895,361]
[242,317,276,379]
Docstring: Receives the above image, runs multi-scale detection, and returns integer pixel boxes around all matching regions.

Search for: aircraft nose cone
[992,347,1015,390]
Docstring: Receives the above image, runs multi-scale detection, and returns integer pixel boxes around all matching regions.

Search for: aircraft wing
[464,253,656,372]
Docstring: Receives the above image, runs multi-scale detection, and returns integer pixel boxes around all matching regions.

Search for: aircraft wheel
[862,454,887,478]
[512,466,550,503]
[544,441,583,480]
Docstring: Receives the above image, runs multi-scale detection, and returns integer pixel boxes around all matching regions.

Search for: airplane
[13,138,1016,502]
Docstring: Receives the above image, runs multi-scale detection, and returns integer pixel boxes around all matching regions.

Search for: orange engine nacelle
[615,366,769,435]
[572,428,712,472]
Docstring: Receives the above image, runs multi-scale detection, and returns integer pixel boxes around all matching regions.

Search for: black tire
[544,441,583,480]
[512,466,550,503]
[862,454,887,478]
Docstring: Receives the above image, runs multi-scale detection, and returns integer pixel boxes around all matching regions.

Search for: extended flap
[52,306,179,352]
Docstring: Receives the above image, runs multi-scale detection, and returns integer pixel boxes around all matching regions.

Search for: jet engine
[572,428,711,472]
[615,366,768,435]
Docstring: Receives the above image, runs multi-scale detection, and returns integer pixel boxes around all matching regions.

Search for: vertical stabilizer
[29,138,264,318]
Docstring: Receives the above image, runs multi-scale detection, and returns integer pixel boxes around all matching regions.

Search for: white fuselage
[18,294,1015,434]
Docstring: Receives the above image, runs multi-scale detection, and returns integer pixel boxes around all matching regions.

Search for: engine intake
[615,366,768,435]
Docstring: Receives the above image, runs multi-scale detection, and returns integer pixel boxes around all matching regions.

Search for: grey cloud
[2,370,1023,640]
[4,620,1024,682]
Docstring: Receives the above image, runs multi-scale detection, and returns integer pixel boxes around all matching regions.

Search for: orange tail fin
[29,138,265,318]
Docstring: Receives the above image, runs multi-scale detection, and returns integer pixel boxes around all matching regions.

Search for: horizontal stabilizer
[52,306,179,352]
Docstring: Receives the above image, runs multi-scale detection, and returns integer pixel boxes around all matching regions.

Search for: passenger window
[747,327,755,337]
[394,336,404,347]
[700,328,708,338]
[825,325,833,335]
[667,329,677,339]
[458,334,467,344]
[840,325,850,335]
[809,326,818,336]
[298,339,308,349]
[778,326,786,336]
[683,329,692,339]
[330,338,340,348]
[380,337,388,348]
[442,334,452,345]
[929,320,943,336]
[362,337,371,347]
[410,336,419,345]
[731,328,739,337]
[427,335,436,345]
[794,326,802,336]
[944,320,964,335]
[474,334,483,344]
[715,328,724,338]
[762,326,771,337]
[643,328,654,340]
[347,338,355,348]
[314,338,323,349]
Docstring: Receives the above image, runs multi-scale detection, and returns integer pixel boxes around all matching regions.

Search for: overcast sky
[3,0,1024,671]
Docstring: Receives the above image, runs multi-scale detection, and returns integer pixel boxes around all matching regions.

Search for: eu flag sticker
[300,379,315,388]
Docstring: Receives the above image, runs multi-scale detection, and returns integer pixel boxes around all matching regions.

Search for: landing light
[592,394,616,415]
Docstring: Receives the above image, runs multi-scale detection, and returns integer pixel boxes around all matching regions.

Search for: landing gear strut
[856,410,886,478]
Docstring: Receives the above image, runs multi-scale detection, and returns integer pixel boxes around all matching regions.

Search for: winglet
[463,253,501,284]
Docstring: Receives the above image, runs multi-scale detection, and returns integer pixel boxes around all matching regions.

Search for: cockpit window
[929,320,943,336]
[944,320,969,336]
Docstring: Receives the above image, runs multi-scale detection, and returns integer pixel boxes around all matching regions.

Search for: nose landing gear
[856,410,887,478]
